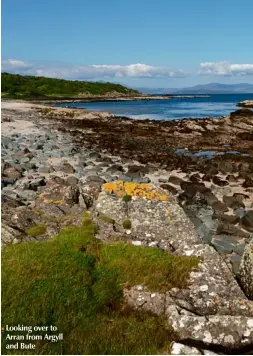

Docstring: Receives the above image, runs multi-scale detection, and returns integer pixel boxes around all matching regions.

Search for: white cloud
[200,61,253,76]
[1,59,186,79]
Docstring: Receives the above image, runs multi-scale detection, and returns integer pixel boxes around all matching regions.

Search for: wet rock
[223,195,245,209]
[239,240,253,299]
[107,164,124,173]
[213,213,239,225]
[169,176,184,186]
[212,176,229,186]
[88,151,101,159]
[217,222,249,238]
[226,174,238,183]
[241,210,253,232]
[127,165,149,177]
[211,201,228,214]
[160,183,178,195]
[219,161,234,174]
[243,177,253,188]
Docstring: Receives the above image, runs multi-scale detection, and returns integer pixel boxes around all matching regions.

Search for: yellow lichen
[103,180,168,201]
[39,193,65,205]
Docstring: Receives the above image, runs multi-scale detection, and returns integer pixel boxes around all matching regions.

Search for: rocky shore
[237,100,253,109]
[33,94,209,105]
[1,100,253,354]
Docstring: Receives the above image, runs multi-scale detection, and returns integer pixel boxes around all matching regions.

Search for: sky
[2,0,253,88]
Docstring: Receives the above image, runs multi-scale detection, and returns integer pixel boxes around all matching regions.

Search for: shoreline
[2,100,253,353]
[2,94,210,105]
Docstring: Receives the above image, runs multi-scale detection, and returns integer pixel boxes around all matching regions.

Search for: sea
[57,94,253,121]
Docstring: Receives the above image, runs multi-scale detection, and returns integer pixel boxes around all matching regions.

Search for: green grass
[99,215,115,224]
[25,225,47,237]
[1,73,140,99]
[2,223,199,355]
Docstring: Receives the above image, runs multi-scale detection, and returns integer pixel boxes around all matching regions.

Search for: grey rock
[241,210,253,232]
[85,175,106,184]
[118,174,132,182]
[38,165,55,173]
[158,178,168,183]
[230,254,242,275]
[66,176,79,186]
[58,162,75,174]
[239,240,253,299]
[170,342,202,355]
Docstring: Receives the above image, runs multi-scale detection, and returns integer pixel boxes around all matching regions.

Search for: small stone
[59,162,75,174]
[66,176,79,186]
[230,254,242,275]
[241,210,253,232]
[132,241,142,246]
[85,175,106,184]
[38,166,55,174]
[158,178,168,183]
[118,175,132,182]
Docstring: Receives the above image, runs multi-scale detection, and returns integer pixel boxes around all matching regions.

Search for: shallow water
[56,94,253,120]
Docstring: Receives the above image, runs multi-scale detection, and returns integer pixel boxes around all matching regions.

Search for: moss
[123,219,132,229]
[99,215,115,224]
[25,225,46,237]
[122,194,132,202]
[82,218,93,227]
[35,210,44,216]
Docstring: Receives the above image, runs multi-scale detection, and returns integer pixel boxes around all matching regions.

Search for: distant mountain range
[136,83,253,94]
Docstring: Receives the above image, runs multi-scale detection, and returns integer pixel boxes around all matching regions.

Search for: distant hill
[136,83,253,94]
[173,83,253,94]
[1,73,140,99]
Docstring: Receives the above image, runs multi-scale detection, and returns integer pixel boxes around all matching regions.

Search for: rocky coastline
[1,100,253,354]
[30,94,210,105]
[237,100,253,109]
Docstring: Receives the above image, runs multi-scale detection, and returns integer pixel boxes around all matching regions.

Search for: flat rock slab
[95,180,199,247]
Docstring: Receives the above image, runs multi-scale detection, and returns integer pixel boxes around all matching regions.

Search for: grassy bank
[1,73,140,99]
[2,222,199,354]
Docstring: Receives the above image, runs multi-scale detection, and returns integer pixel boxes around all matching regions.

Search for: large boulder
[239,240,253,299]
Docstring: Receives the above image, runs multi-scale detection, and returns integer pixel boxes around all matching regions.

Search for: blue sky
[2,0,253,88]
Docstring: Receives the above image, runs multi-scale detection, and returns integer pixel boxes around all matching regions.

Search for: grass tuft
[2,225,198,354]
[122,219,132,229]
[25,224,46,236]
[122,194,132,202]
[99,215,115,224]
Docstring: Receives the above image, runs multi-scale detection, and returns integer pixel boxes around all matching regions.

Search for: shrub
[123,219,132,229]
[122,194,132,202]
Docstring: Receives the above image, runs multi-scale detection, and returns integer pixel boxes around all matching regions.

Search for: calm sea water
[57,94,253,120]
